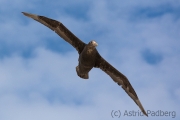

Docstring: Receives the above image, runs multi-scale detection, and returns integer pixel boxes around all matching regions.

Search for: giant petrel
[22,12,148,116]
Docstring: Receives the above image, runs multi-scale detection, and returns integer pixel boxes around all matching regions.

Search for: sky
[0,0,180,119]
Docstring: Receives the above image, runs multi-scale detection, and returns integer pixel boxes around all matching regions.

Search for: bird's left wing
[22,12,86,54]
[94,52,148,116]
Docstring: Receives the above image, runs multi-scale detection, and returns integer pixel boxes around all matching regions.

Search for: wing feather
[22,12,86,54]
[94,52,148,116]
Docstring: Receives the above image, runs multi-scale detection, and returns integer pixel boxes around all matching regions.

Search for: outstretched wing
[22,12,86,54]
[94,52,148,116]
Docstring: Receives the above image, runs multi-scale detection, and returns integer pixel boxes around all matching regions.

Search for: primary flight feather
[22,12,148,116]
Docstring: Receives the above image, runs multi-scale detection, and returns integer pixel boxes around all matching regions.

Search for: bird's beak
[94,42,98,46]
[92,41,98,46]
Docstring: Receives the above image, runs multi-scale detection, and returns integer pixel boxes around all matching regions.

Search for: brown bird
[22,12,148,116]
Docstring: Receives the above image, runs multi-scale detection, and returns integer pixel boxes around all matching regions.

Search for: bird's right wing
[22,12,86,54]
[94,52,148,116]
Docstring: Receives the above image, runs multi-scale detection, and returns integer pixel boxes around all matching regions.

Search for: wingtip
[143,110,148,117]
[22,12,39,20]
[135,99,148,117]
[22,12,30,16]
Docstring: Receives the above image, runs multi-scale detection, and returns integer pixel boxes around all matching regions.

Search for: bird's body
[76,41,98,79]
[22,12,148,116]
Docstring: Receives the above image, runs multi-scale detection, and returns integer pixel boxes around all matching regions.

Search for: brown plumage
[22,12,148,116]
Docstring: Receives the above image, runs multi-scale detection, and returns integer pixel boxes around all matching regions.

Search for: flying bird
[22,12,148,116]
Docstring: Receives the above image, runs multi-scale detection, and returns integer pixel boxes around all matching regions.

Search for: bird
[22,12,148,116]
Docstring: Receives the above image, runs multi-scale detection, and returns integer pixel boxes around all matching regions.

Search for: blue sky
[0,0,180,119]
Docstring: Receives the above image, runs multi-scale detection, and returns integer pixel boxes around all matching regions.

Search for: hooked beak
[92,41,98,47]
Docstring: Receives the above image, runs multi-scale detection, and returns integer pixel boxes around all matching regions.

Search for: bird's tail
[76,66,89,79]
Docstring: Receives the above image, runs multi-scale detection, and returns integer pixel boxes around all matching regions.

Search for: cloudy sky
[0,0,179,119]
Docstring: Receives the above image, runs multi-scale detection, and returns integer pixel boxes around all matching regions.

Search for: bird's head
[88,40,98,47]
